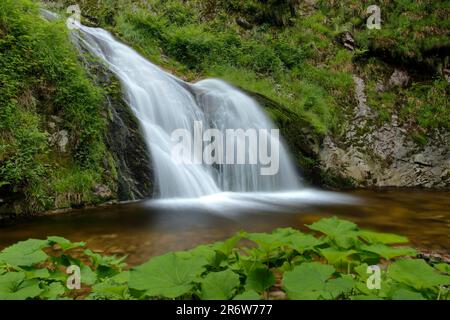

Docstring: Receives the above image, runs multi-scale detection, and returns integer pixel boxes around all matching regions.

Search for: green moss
[0,0,113,213]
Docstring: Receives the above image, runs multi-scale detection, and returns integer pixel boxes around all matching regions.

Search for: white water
[74,26,302,198]
[50,20,357,211]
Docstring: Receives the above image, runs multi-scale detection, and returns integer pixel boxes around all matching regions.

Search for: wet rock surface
[78,46,154,201]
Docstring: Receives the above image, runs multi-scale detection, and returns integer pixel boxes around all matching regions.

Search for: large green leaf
[40,282,66,300]
[287,233,324,254]
[245,267,275,293]
[84,249,127,269]
[391,288,425,300]
[361,244,416,260]
[246,232,287,253]
[434,263,450,274]
[0,272,42,300]
[388,259,450,290]
[0,239,48,267]
[357,230,409,244]
[306,217,359,249]
[350,295,383,300]
[354,263,370,281]
[24,268,50,280]
[306,217,357,237]
[186,245,221,268]
[90,280,129,300]
[80,264,97,285]
[47,236,86,251]
[234,255,266,275]
[283,262,335,300]
[201,269,240,300]
[319,248,356,265]
[323,275,356,299]
[212,233,243,256]
[129,252,207,298]
[233,290,261,300]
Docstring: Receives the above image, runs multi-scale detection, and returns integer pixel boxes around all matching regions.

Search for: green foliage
[0,217,448,300]
[129,252,207,298]
[0,0,115,213]
[0,236,126,300]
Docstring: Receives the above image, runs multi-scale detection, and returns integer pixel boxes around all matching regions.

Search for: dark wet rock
[76,45,154,201]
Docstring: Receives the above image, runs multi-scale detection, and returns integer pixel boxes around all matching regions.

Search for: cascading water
[37,9,356,212]
[74,26,302,199]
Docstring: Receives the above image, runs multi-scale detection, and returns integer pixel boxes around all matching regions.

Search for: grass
[52,0,448,135]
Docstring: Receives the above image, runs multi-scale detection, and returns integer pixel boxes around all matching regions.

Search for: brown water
[0,189,449,266]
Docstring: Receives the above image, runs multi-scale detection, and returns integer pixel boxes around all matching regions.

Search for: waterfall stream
[74,26,302,199]
[36,6,355,211]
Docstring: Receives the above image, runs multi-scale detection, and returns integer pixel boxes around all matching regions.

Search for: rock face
[318,76,449,188]
[104,88,154,200]
[79,49,154,201]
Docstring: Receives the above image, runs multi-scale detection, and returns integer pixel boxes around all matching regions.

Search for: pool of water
[0,189,449,266]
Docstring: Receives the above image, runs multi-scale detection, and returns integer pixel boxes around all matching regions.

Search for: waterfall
[74,26,302,199]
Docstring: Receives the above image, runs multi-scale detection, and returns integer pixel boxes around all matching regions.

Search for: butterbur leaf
[306,217,357,238]
[24,268,50,280]
[323,275,356,299]
[236,255,266,275]
[287,233,324,253]
[358,230,409,244]
[186,245,219,267]
[434,263,450,274]
[47,236,86,251]
[246,233,286,253]
[111,271,130,284]
[307,217,359,249]
[90,281,129,300]
[234,290,261,300]
[129,252,207,298]
[391,288,425,300]
[0,272,42,300]
[354,263,370,281]
[333,233,360,249]
[201,269,240,300]
[84,249,127,269]
[0,239,48,267]
[361,244,416,260]
[40,282,66,300]
[272,227,300,238]
[245,267,275,293]
[388,259,450,290]
[351,295,383,300]
[319,248,356,265]
[213,234,242,256]
[80,264,97,285]
[283,262,335,300]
